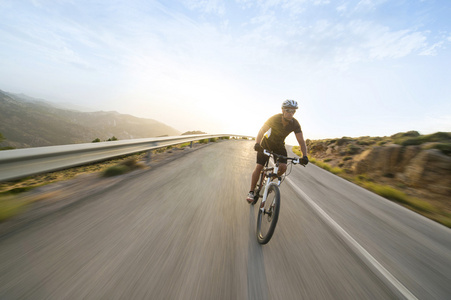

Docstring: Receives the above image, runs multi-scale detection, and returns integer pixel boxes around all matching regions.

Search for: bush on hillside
[394,132,451,150]
[336,137,351,146]
[423,143,451,156]
[391,131,420,139]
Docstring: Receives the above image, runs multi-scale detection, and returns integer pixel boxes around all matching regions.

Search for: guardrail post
[190,141,193,148]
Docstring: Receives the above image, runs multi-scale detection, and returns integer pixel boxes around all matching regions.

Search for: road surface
[0,140,450,299]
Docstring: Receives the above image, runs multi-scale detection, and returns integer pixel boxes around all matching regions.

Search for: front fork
[258,165,280,210]
[259,179,280,212]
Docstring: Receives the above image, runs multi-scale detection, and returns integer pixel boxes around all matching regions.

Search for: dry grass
[293,147,451,228]
[0,195,29,222]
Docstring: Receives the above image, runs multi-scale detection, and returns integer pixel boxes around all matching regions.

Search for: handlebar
[262,149,304,166]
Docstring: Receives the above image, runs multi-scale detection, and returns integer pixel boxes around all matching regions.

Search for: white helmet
[281,99,298,109]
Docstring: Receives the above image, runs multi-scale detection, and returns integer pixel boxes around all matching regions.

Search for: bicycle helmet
[281,99,298,109]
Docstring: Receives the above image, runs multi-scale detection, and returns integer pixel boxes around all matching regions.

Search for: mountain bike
[251,149,305,244]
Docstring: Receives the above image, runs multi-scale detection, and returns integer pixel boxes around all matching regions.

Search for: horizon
[2,87,447,146]
[1,0,450,146]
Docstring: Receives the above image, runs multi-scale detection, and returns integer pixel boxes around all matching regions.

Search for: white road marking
[286,177,418,300]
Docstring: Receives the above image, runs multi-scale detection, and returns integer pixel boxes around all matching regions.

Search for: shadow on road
[247,205,269,300]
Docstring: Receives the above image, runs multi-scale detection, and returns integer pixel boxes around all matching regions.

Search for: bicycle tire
[256,183,280,244]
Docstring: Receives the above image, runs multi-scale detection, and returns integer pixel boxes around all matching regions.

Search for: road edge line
[286,177,418,300]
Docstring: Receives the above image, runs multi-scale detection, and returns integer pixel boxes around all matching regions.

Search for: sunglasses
[284,109,296,114]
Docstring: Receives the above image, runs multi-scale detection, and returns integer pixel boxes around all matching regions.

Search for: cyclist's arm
[295,131,308,157]
[256,124,270,145]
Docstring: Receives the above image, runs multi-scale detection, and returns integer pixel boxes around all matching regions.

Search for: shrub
[324,158,332,162]
[209,138,217,142]
[0,195,28,222]
[391,131,420,139]
[394,132,451,147]
[92,138,101,143]
[330,167,344,175]
[199,139,209,144]
[398,137,423,146]
[5,187,34,194]
[343,156,352,161]
[428,143,451,156]
[103,165,130,177]
[355,174,373,182]
[120,158,140,169]
[327,139,337,145]
[179,142,191,148]
[427,132,451,141]
[346,144,361,155]
[336,137,351,146]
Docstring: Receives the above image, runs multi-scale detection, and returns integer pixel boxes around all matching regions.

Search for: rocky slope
[298,131,451,225]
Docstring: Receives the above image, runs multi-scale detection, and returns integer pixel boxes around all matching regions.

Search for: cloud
[420,41,444,56]
[298,20,429,68]
[365,28,427,59]
[182,0,226,15]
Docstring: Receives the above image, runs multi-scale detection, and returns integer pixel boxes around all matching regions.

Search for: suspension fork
[260,164,279,210]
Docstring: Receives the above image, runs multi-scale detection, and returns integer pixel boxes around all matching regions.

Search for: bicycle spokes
[256,184,280,244]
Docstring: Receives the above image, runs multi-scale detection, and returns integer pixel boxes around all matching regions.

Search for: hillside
[0,90,180,148]
[294,131,451,227]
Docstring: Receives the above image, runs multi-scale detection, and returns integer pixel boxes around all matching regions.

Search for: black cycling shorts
[256,146,288,165]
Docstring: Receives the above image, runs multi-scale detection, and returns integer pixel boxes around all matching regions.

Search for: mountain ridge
[0,89,181,149]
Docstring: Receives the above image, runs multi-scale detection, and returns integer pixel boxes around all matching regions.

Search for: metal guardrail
[0,134,254,182]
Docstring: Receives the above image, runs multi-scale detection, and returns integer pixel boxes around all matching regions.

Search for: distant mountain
[0,90,181,149]
[182,131,206,135]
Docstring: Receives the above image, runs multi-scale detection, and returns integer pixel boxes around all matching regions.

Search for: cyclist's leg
[278,163,287,177]
[250,163,264,192]
[250,151,270,191]
[274,146,288,177]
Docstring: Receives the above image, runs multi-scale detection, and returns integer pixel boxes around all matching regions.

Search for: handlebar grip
[263,149,271,157]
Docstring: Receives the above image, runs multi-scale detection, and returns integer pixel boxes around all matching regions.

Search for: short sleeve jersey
[262,114,302,149]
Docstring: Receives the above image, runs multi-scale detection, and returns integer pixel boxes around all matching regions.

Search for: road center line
[286,177,418,300]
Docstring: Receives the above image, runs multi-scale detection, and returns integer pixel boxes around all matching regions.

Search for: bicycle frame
[259,151,281,210]
[254,149,304,244]
[254,149,303,210]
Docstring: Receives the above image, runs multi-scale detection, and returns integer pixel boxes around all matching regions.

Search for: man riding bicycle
[246,100,309,203]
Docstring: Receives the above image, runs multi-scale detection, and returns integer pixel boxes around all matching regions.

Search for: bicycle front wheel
[256,183,280,244]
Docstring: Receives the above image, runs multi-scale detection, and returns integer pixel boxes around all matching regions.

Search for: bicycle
[251,149,306,244]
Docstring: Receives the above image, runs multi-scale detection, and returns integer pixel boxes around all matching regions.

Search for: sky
[1,0,450,145]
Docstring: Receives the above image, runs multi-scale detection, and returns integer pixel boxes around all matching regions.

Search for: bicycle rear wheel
[256,183,280,244]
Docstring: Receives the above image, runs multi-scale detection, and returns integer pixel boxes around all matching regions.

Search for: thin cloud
[182,0,226,15]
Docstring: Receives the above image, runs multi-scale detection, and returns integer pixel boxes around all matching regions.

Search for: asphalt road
[0,140,450,299]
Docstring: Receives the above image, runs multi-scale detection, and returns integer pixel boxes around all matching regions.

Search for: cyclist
[246,100,309,203]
